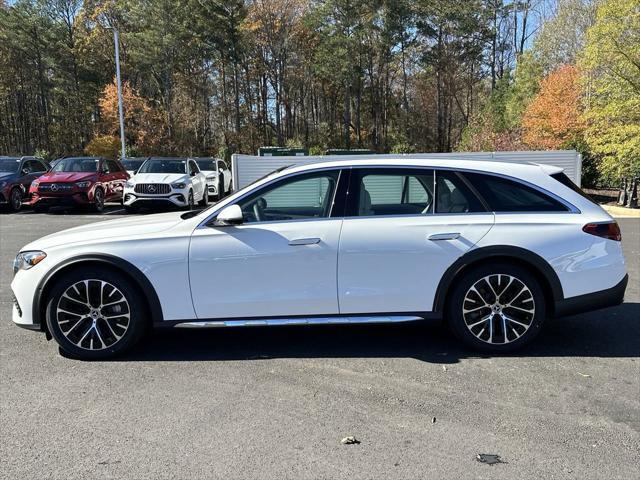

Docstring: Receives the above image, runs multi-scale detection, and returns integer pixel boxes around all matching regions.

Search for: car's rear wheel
[92,187,105,213]
[45,268,148,359]
[447,263,545,352]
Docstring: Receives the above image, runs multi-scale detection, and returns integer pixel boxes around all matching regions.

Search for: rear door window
[435,171,486,213]
[351,169,435,216]
[463,172,568,212]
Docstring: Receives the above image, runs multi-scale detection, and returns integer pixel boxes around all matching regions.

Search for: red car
[29,157,129,213]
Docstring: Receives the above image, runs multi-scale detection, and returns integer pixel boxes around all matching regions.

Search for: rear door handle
[428,232,460,241]
[289,237,321,246]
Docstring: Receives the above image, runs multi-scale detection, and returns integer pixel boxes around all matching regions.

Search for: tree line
[0,0,638,204]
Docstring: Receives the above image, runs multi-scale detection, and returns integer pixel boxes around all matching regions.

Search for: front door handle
[428,232,460,241]
[289,237,321,246]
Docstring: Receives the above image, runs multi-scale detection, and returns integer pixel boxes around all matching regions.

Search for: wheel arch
[34,254,164,330]
[433,246,564,317]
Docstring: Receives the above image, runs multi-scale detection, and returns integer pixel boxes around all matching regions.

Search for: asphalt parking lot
[1,207,638,479]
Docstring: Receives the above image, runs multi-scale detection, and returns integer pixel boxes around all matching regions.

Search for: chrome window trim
[197,163,579,229]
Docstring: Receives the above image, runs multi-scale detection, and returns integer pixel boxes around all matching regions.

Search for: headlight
[171,182,186,189]
[75,181,92,188]
[31,180,39,188]
[125,180,134,188]
[13,251,47,274]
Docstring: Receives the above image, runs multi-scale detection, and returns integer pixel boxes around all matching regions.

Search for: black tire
[447,263,545,353]
[45,267,148,360]
[33,204,48,214]
[198,187,208,206]
[8,187,22,212]
[217,177,225,200]
[92,187,105,213]
[186,190,194,210]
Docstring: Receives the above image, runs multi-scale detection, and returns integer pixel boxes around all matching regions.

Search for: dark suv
[29,157,129,213]
[0,156,49,212]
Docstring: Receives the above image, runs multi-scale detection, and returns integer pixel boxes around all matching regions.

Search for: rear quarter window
[463,172,569,212]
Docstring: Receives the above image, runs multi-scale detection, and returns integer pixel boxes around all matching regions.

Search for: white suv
[123,157,207,212]
[11,158,627,359]
[194,157,232,200]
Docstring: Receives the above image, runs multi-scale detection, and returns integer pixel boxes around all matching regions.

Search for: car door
[189,169,345,319]
[337,168,495,314]
[20,159,47,198]
[188,160,204,200]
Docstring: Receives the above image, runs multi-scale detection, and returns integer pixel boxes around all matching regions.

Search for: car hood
[132,173,188,184]
[37,172,96,183]
[201,170,218,177]
[23,211,188,250]
[0,172,17,182]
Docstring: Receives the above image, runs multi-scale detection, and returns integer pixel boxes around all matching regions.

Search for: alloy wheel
[55,279,130,350]
[462,274,535,344]
[10,188,22,211]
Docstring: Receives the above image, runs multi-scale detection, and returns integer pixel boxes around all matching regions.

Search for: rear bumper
[554,274,628,318]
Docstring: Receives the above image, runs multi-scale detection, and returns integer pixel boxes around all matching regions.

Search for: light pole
[110,27,126,159]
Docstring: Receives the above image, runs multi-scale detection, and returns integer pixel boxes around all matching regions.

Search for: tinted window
[23,159,47,173]
[138,159,187,174]
[463,172,568,212]
[237,171,339,223]
[435,171,485,213]
[52,158,99,173]
[195,158,216,170]
[217,160,227,170]
[356,170,434,216]
[106,160,120,173]
[121,159,144,171]
[551,172,594,202]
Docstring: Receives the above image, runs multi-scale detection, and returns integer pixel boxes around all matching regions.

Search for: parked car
[194,157,232,200]
[120,157,148,177]
[11,158,627,359]
[29,157,128,213]
[0,156,49,212]
[123,157,207,212]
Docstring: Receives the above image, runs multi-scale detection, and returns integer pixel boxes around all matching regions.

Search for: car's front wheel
[198,187,208,206]
[447,263,545,352]
[8,187,22,212]
[45,267,148,359]
[92,187,105,213]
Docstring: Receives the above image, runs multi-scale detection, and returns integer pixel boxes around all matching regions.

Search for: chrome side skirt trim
[175,315,423,329]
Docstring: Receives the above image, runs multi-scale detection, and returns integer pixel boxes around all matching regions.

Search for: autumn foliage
[96,80,168,155]
[522,65,584,149]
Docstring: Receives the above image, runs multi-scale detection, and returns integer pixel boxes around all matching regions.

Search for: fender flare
[433,245,564,314]
[33,253,164,327]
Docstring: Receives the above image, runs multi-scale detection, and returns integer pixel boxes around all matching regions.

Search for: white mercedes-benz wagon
[11,158,627,359]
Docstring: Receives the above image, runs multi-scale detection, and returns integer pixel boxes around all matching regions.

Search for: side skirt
[168,314,434,329]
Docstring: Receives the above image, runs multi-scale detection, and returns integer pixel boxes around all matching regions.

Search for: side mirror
[22,168,30,175]
[214,204,243,226]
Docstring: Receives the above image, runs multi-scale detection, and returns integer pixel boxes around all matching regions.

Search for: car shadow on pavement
[116,303,640,364]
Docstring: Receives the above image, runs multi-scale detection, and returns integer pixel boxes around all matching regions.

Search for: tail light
[582,221,622,241]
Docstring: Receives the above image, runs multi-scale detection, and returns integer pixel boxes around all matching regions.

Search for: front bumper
[29,191,93,206]
[123,190,188,208]
[554,274,628,318]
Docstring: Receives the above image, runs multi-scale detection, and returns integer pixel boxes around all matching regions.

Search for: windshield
[138,158,187,174]
[122,159,145,171]
[52,158,99,173]
[0,158,20,173]
[195,159,216,171]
